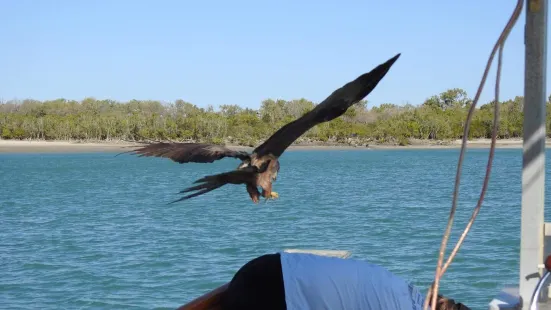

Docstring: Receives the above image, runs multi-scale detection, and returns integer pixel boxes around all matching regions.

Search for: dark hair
[432,294,471,310]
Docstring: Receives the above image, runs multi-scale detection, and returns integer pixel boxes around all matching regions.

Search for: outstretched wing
[253,53,401,158]
[121,142,251,164]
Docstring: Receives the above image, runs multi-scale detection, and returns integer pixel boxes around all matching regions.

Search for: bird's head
[257,160,271,173]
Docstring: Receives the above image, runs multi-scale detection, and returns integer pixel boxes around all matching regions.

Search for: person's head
[431,294,471,310]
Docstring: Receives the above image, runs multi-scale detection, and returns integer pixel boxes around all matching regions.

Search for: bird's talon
[270,191,279,199]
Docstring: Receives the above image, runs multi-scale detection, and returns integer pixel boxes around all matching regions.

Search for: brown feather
[256,160,279,195]
[253,53,401,158]
[122,142,251,164]
[249,155,279,195]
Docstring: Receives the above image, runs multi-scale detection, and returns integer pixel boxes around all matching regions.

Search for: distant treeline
[0,88,548,146]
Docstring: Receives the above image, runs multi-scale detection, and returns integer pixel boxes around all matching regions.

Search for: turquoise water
[1,148,549,309]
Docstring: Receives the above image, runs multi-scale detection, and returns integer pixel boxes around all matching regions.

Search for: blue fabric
[279,252,425,310]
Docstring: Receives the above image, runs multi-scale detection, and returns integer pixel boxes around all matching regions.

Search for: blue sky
[0,0,542,109]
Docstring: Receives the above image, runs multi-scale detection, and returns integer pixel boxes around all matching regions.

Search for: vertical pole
[520,0,547,307]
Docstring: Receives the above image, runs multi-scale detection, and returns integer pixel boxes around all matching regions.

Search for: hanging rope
[423,1,524,309]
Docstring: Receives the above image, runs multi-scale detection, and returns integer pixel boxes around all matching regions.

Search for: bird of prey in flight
[123,53,400,204]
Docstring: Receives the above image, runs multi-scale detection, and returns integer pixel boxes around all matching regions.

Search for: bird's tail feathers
[168,182,225,204]
[169,160,271,204]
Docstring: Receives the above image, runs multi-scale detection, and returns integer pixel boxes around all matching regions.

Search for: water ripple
[0,149,548,309]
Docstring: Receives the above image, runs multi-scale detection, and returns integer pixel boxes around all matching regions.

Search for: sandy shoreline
[0,138,547,153]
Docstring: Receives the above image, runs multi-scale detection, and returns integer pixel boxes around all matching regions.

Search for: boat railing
[489,224,551,309]
[529,255,551,309]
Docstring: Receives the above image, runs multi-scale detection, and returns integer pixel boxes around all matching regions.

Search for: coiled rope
[423,1,525,309]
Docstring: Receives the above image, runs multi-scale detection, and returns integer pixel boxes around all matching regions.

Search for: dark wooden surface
[176,283,229,310]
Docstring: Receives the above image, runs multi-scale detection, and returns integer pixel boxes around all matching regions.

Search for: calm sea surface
[1,148,550,309]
